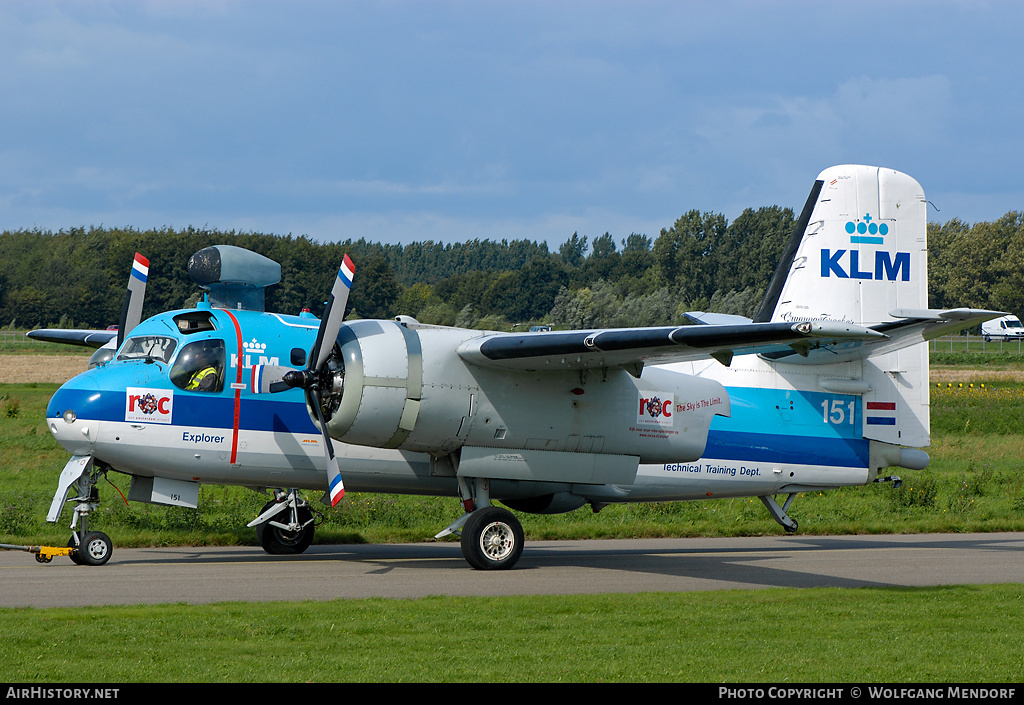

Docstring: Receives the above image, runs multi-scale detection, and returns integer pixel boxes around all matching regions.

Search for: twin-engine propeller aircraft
[34,165,1000,570]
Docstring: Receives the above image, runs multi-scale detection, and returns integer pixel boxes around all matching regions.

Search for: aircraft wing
[27,329,117,348]
[456,321,887,371]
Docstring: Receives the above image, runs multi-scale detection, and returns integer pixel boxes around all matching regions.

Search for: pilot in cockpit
[170,340,225,392]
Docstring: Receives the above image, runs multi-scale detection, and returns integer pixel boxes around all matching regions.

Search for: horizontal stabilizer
[892,308,1006,341]
[761,308,1005,364]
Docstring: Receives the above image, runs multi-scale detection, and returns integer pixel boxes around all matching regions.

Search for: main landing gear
[436,477,525,570]
[248,489,321,555]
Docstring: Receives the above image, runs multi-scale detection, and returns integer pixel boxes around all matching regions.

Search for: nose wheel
[68,531,113,566]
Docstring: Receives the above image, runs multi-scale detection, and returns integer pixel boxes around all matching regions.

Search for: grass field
[1,586,1022,682]
[1,364,1023,683]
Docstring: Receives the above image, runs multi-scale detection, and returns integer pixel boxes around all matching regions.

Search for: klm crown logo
[845,213,888,244]
[821,213,910,282]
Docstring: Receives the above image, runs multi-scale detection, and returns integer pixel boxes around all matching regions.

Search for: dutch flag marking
[866,401,897,426]
[328,471,345,506]
[339,254,355,289]
[131,253,149,283]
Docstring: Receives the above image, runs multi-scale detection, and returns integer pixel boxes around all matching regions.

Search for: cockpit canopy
[115,307,228,393]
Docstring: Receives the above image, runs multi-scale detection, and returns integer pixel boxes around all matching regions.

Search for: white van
[982,314,1024,341]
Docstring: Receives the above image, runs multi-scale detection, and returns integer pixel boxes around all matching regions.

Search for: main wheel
[76,531,113,566]
[256,502,315,555]
[460,506,524,570]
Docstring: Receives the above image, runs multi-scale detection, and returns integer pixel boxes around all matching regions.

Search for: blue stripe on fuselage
[702,386,868,468]
[703,429,869,468]
[48,386,319,435]
[50,378,870,469]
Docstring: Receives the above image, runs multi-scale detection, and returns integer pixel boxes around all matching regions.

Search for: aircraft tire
[76,531,113,566]
[255,502,315,555]
[461,506,524,570]
[67,537,84,565]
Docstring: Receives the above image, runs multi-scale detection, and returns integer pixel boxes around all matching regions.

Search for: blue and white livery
[40,166,1001,569]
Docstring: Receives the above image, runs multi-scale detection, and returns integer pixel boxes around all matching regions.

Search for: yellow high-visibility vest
[186,366,218,391]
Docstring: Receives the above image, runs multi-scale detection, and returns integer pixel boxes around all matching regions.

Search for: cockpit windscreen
[116,335,178,364]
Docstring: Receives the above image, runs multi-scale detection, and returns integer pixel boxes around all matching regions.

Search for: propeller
[252,255,355,507]
[116,253,150,350]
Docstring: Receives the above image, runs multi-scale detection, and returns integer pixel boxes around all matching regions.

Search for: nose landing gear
[46,455,115,566]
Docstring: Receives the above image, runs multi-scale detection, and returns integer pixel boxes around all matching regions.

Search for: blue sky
[2,1,1022,249]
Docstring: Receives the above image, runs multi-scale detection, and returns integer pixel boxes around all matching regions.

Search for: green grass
[1,586,1021,682]
[0,340,92,355]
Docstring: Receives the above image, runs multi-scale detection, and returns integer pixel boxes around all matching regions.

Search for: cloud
[1,2,1021,243]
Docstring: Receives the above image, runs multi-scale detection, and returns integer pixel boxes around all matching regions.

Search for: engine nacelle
[323,320,731,468]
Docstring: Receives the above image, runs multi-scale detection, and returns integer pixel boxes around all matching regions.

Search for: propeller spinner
[252,255,354,507]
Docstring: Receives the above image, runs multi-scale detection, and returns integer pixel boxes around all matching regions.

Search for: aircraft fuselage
[46,303,878,509]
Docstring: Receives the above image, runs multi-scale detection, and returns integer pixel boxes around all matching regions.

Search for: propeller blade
[270,255,353,506]
[117,253,149,349]
[308,388,345,506]
[310,255,355,372]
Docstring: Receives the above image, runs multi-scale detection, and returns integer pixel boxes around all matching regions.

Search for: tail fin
[758,166,931,449]
[757,165,928,326]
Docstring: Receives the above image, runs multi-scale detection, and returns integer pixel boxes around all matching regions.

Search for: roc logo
[845,213,889,244]
[125,387,174,424]
[637,392,674,427]
[645,397,667,418]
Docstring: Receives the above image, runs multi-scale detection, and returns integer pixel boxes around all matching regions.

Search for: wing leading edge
[456,321,887,371]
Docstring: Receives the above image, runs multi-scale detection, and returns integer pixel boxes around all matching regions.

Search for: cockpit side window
[116,336,178,364]
[170,340,226,393]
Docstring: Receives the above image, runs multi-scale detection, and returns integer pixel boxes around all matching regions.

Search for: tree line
[1,210,1020,332]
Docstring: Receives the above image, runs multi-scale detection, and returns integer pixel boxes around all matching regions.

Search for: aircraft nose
[47,385,109,456]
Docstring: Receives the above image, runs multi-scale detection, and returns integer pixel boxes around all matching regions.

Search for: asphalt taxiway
[2,532,1022,608]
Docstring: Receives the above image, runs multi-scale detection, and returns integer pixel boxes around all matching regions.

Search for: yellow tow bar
[0,542,74,564]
